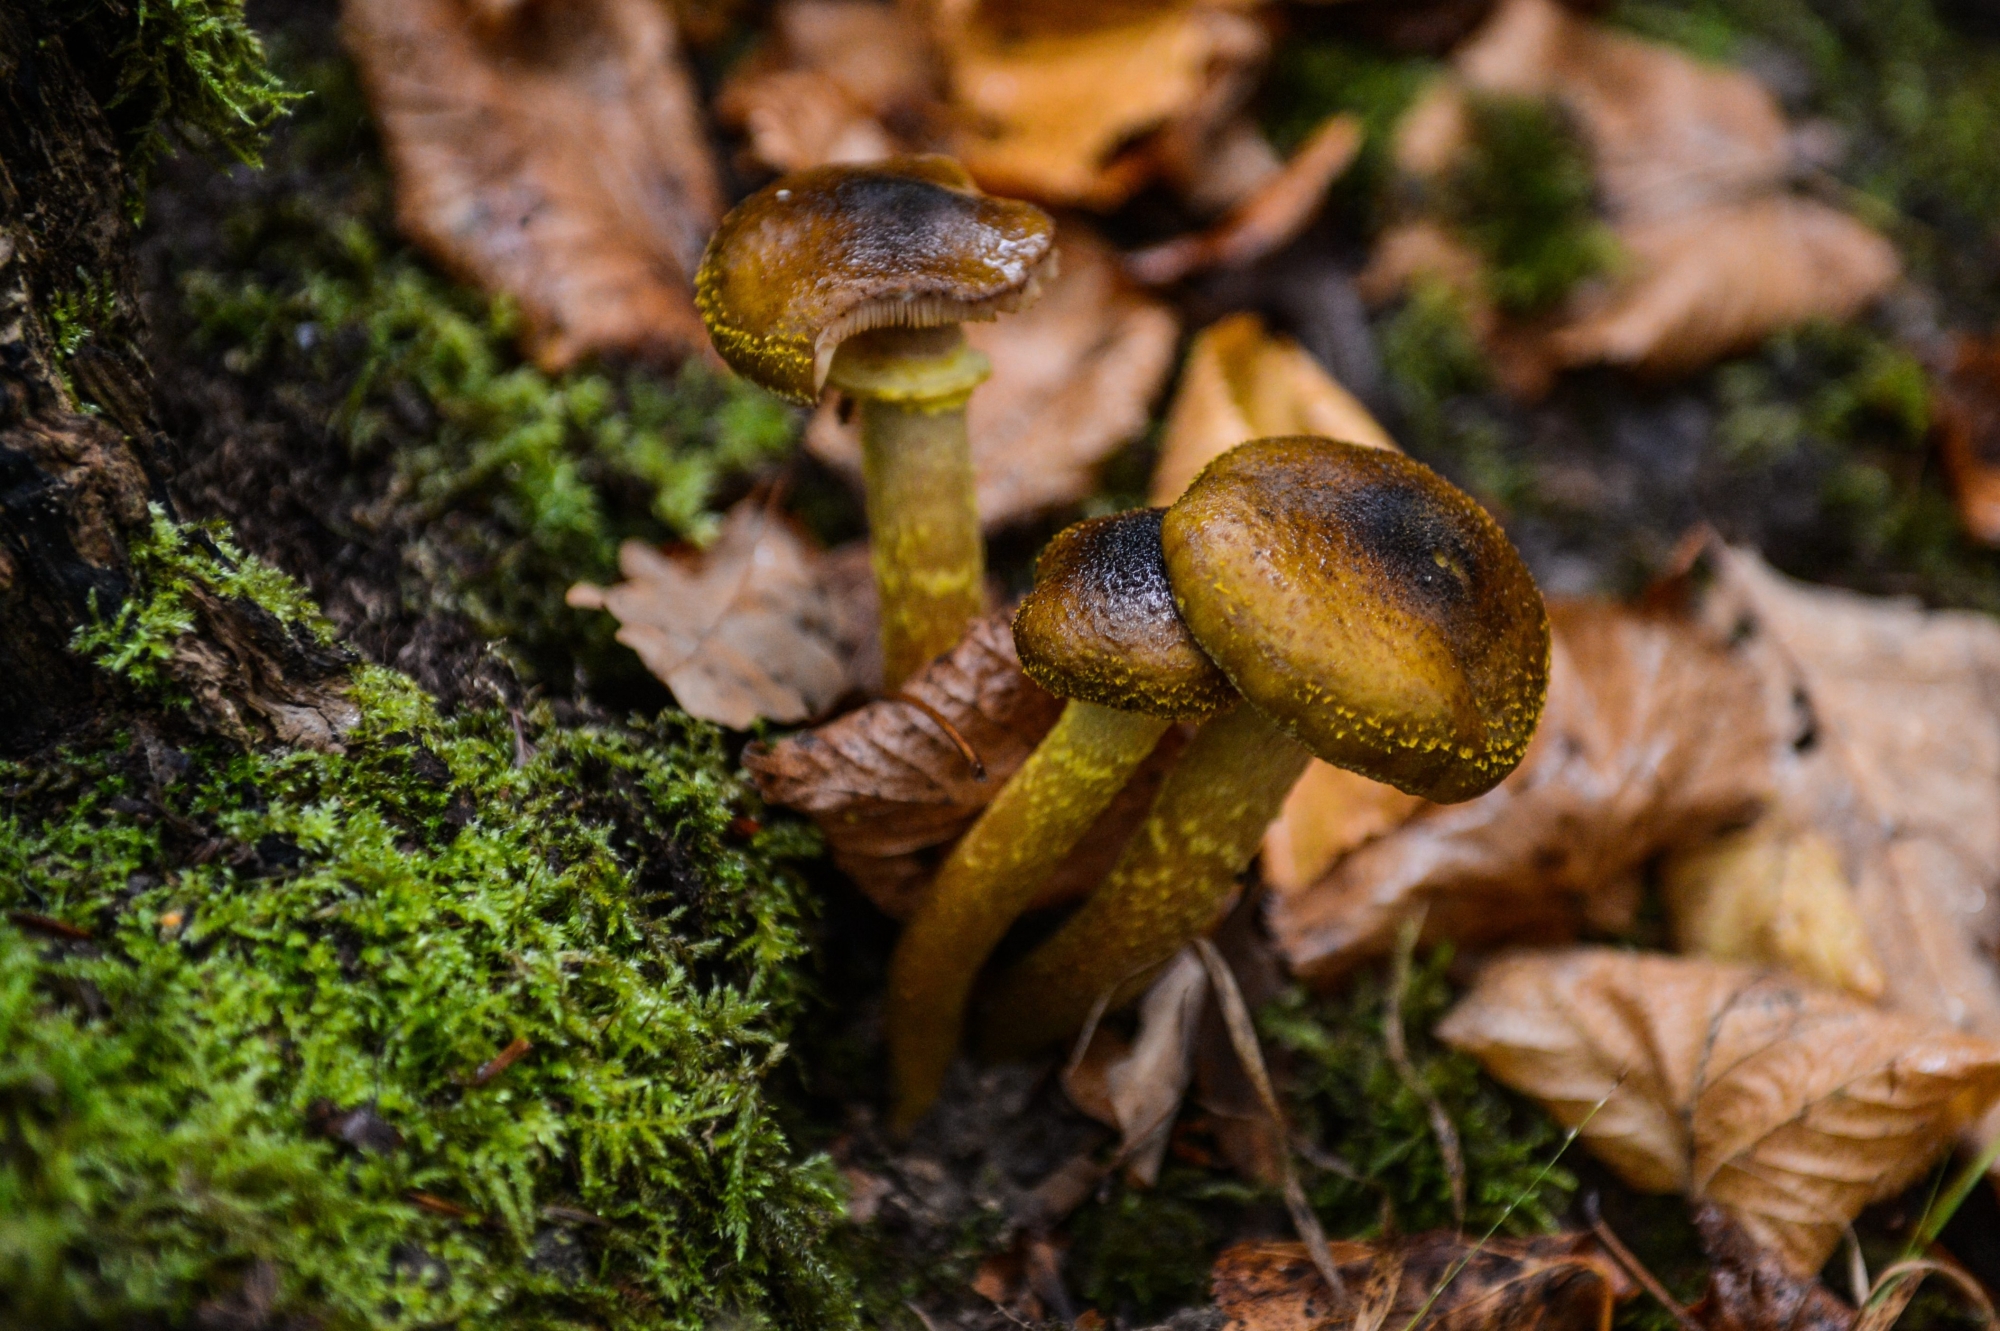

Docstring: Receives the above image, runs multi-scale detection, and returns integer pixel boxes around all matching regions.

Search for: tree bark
[0,6,350,757]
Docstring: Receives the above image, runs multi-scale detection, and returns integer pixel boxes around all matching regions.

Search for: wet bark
[0,6,348,756]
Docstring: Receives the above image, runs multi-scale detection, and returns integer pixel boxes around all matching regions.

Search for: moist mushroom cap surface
[1012,509,1234,719]
[1161,436,1549,802]
[694,156,1056,403]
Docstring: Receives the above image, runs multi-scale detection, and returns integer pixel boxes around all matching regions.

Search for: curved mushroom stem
[831,326,990,689]
[977,701,1310,1059]
[886,700,1173,1132]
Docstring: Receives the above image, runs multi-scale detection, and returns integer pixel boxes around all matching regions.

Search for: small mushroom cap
[694,156,1056,403]
[1013,509,1234,719]
[1161,436,1549,802]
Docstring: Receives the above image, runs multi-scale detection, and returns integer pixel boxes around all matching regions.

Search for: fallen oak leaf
[1437,948,2000,1275]
[566,498,860,729]
[1270,600,1773,985]
[344,0,723,371]
[1212,1231,1634,1331]
[809,223,1180,529]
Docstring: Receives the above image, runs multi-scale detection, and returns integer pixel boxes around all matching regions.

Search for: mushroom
[695,156,1056,687]
[885,507,1233,1132]
[980,436,1551,1055]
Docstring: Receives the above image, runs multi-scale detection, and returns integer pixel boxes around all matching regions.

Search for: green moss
[1261,948,1576,1238]
[1439,95,1622,318]
[1377,283,1536,511]
[169,54,799,692]
[3,515,854,1328]
[1068,1180,1225,1317]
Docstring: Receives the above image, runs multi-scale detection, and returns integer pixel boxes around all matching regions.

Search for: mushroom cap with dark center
[1160,436,1549,802]
[1012,509,1234,719]
[694,156,1056,403]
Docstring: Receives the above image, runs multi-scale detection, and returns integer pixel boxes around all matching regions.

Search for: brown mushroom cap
[1160,436,1549,802]
[1012,509,1234,719]
[694,156,1056,403]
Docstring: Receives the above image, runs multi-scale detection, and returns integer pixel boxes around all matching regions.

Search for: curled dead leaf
[1661,821,1885,1000]
[1438,948,2000,1274]
[1213,1231,1633,1331]
[1269,600,1773,985]
[344,0,722,371]
[1935,334,2000,546]
[1151,312,1395,506]
[1261,761,1426,898]
[566,500,863,730]
[809,224,1179,529]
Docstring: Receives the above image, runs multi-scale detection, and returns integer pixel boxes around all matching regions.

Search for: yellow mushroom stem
[886,700,1174,1133]
[830,325,990,689]
[978,701,1311,1058]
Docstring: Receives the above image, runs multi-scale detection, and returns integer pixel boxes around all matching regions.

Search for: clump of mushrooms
[978,436,1551,1057]
[886,507,1234,1131]
[695,156,1055,687]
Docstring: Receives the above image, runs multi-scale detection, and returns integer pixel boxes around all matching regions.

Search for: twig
[1584,1193,1703,1331]
[1385,910,1465,1230]
[471,1036,533,1086]
[7,910,92,941]
[1194,937,1349,1307]
[891,693,985,780]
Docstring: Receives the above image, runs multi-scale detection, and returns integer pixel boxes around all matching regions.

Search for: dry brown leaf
[939,1,1268,209]
[1371,0,1897,384]
[744,610,1058,915]
[1126,112,1364,286]
[1063,947,1208,1185]
[1151,311,1396,506]
[566,500,861,729]
[1935,334,2000,546]
[809,223,1179,529]
[713,0,940,173]
[1270,600,1774,985]
[1547,197,1899,378]
[1690,543,2000,1152]
[344,0,722,371]
[1437,947,2000,1274]
[1261,762,1427,898]
[1690,1203,1859,1331]
[1661,820,1885,1000]
[1213,1231,1633,1331]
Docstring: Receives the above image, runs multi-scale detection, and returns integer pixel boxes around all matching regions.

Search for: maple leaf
[1269,600,1774,985]
[1437,947,2000,1274]
[807,224,1179,530]
[566,499,861,729]
[1370,0,1898,387]
[1212,1231,1633,1331]
[345,0,723,371]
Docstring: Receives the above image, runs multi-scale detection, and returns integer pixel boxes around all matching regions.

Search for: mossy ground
[3,515,851,1328]
[59,0,2000,1326]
